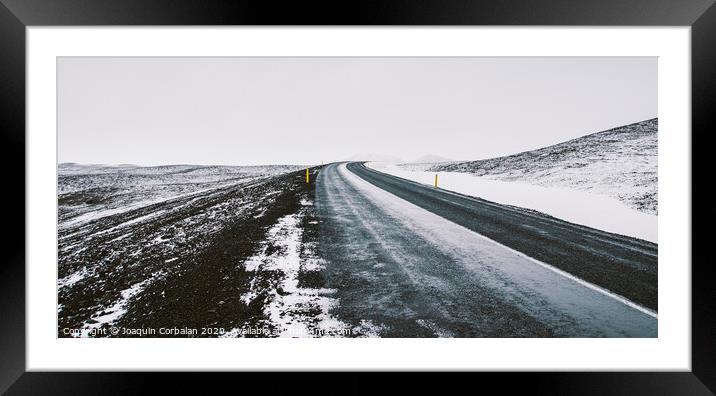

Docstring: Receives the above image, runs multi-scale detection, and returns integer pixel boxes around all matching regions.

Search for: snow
[238,211,349,337]
[234,204,392,337]
[78,272,161,337]
[351,320,386,338]
[58,267,90,289]
[367,162,657,243]
[416,319,454,337]
[95,210,167,236]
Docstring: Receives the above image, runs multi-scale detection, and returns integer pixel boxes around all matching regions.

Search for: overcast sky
[58,57,656,166]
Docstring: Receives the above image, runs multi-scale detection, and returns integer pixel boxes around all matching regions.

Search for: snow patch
[352,319,387,338]
[58,268,90,289]
[77,272,161,337]
[416,319,454,337]
[237,213,349,337]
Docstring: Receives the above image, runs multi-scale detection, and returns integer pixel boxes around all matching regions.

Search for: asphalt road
[315,162,657,337]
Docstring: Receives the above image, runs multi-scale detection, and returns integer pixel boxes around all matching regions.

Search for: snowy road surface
[316,163,657,337]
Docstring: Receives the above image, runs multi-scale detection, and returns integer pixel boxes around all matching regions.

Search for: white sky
[58,57,656,166]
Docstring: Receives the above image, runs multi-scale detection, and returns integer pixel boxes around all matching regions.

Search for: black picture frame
[1,0,711,394]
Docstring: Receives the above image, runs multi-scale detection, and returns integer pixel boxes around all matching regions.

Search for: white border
[27,27,691,371]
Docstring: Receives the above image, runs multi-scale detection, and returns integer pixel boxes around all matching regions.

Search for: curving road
[315,162,657,337]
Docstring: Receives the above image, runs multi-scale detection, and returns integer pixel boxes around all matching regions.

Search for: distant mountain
[410,154,454,164]
[430,119,658,215]
[346,153,405,163]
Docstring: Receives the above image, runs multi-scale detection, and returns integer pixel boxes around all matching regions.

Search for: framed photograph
[2,0,711,393]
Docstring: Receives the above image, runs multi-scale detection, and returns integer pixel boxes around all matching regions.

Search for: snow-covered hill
[427,119,658,215]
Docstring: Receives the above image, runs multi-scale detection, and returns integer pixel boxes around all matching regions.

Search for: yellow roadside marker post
[306,168,310,183]
[435,174,438,188]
